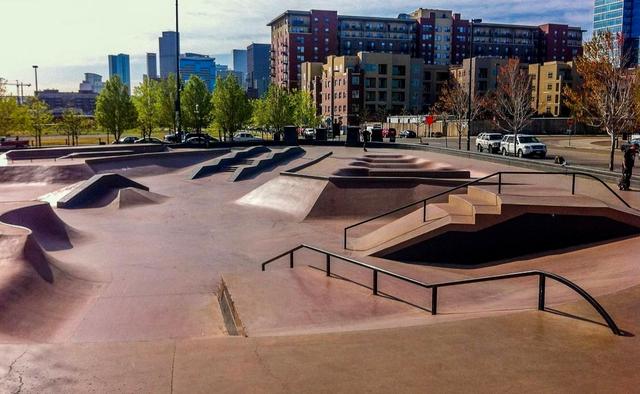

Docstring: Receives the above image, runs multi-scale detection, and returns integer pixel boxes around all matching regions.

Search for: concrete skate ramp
[0,201,78,251]
[108,187,169,209]
[236,175,328,219]
[306,178,460,219]
[0,164,94,183]
[0,203,99,342]
[86,149,230,176]
[237,174,462,220]
[191,146,270,179]
[230,146,305,181]
[57,173,149,209]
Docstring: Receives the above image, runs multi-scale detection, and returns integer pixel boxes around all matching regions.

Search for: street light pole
[32,65,39,97]
[467,19,482,151]
[175,0,182,139]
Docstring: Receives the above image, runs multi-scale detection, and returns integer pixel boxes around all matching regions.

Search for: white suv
[475,133,503,153]
[500,134,547,158]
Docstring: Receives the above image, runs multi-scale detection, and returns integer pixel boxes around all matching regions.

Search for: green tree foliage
[26,97,53,147]
[181,75,213,133]
[95,76,137,143]
[292,90,320,128]
[211,74,251,140]
[133,77,160,139]
[262,84,294,137]
[0,79,30,135]
[60,108,84,146]
[156,73,178,133]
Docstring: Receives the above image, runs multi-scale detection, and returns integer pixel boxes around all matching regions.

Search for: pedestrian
[362,127,370,152]
[619,142,639,191]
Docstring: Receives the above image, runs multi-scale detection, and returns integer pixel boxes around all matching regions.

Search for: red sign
[425,115,435,125]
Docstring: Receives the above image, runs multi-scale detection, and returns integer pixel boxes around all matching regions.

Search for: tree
[211,74,252,140]
[437,78,484,149]
[564,31,640,171]
[292,90,320,129]
[261,84,295,139]
[490,58,535,155]
[156,73,178,134]
[182,75,213,133]
[133,77,159,139]
[60,108,83,146]
[26,97,53,147]
[95,76,137,143]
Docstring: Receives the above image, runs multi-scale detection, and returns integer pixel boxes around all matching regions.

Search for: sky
[1,0,594,96]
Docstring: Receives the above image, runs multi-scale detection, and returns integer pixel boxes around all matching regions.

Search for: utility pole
[467,18,482,151]
[32,65,39,97]
[175,0,182,139]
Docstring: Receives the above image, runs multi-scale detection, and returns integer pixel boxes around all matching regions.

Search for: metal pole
[289,251,294,269]
[466,21,474,151]
[572,173,576,195]
[373,270,378,295]
[431,287,438,315]
[326,254,331,277]
[175,0,182,139]
[32,65,39,97]
[538,274,546,311]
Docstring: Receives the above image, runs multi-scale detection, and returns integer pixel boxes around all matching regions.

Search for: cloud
[1,0,593,94]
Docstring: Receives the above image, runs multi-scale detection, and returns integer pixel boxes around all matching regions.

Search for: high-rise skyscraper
[179,53,216,91]
[233,49,248,88]
[247,43,271,98]
[108,53,131,93]
[147,53,158,80]
[159,31,178,79]
[593,0,640,65]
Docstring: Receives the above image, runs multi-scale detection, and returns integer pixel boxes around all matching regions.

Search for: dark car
[400,130,417,138]
[114,136,138,144]
[134,137,165,144]
[185,136,210,146]
[183,133,218,143]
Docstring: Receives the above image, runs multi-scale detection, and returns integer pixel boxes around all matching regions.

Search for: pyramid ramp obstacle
[109,188,169,209]
[190,146,271,179]
[57,173,149,209]
[229,146,305,182]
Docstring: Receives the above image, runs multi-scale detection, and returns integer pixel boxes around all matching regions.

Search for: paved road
[413,135,630,173]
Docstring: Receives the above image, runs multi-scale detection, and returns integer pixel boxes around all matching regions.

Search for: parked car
[185,136,210,146]
[164,134,181,143]
[500,134,547,158]
[0,136,29,149]
[303,128,315,139]
[476,133,503,153]
[399,130,417,138]
[183,133,218,143]
[134,137,165,144]
[233,132,262,142]
[114,136,138,144]
[621,139,640,153]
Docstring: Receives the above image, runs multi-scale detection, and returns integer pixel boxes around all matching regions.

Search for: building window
[378,64,387,74]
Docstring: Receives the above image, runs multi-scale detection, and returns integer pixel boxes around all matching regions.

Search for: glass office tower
[593,0,640,65]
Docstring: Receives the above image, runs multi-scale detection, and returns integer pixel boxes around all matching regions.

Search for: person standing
[620,142,639,191]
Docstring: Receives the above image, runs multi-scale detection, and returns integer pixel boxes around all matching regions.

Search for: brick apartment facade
[301,52,449,126]
[269,8,583,90]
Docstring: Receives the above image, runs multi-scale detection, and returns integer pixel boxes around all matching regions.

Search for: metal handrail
[260,244,624,336]
[343,171,634,249]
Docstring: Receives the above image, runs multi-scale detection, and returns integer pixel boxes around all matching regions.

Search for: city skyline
[2,0,593,95]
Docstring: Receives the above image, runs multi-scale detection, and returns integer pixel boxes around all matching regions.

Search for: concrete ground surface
[1,144,640,392]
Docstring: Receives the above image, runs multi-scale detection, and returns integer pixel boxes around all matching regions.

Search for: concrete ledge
[59,150,136,159]
[229,147,306,182]
[5,144,166,161]
[190,146,271,180]
[285,151,333,173]
[57,173,149,209]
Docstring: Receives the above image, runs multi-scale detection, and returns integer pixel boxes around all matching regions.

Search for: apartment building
[529,61,579,117]
[450,57,510,96]
[302,52,448,126]
[269,8,583,90]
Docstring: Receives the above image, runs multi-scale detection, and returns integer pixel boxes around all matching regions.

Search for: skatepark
[1,142,640,392]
